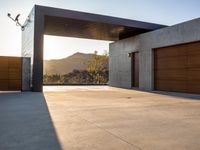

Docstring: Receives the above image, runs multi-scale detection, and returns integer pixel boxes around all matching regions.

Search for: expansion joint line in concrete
[67,111,143,150]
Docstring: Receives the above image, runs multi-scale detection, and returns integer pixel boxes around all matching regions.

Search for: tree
[87,51,109,84]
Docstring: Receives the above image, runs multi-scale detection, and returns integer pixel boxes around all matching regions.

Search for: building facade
[22,5,200,93]
[109,18,200,93]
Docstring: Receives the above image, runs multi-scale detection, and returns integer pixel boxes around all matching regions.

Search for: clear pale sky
[0,0,200,59]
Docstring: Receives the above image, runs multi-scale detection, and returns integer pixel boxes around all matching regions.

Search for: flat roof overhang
[35,5,167,41]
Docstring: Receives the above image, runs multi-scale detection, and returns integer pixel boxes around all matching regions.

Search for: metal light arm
[7,13,25,31]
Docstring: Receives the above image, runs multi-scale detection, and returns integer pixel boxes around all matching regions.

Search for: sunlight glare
[44,35,112,60]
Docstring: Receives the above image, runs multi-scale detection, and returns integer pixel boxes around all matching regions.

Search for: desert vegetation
[43,51,108,85]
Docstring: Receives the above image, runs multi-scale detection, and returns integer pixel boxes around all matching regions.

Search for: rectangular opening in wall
[43,35,112,85]
[131,52,139,88]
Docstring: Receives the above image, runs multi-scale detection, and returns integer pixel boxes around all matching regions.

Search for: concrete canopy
[43,6,166,41]
[22,5,166,91]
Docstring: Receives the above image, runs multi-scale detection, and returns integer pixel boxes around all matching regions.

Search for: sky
[0,0,200,59]
[44,36,110,60]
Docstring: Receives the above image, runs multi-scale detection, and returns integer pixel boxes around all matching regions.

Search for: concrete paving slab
[0,92,61,150]
[0,86,200,150]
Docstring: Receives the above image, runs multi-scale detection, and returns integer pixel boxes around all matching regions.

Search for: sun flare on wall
[43,35,112,60]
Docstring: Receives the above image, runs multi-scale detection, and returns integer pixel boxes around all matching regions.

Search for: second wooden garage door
[154,42,200,94]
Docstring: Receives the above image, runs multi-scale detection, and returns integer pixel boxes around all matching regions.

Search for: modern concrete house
[22,5,200,93]
[110,19,200,94]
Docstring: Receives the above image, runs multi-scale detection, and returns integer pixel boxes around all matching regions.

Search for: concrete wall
[22,7,35,89]
[22,6,44,91]
[109,37,140,88]
[22,57,31,91]
[109,18,200,90]
[31,7,45,92]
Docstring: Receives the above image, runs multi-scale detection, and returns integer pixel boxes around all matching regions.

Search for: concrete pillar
[22,57,31,91]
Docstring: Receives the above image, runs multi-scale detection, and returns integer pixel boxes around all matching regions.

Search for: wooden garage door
[0,56,22,91]
[154,42,200,94]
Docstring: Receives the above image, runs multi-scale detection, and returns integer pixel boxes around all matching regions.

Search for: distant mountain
[44,52,94,75]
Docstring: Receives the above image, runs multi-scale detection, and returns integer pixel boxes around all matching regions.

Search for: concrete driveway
[0,86,200,150]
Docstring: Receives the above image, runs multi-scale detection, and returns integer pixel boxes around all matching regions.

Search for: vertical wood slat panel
[0,56,22,91]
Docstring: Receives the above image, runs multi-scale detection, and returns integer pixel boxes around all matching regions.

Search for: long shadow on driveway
[0,92,61,150]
